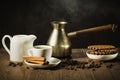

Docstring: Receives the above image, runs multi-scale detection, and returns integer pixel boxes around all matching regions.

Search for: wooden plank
[109,63,120,80]
[75,69,94,80]
[104,53,120,80]
[93,67,114,80]
[83,69,95,80]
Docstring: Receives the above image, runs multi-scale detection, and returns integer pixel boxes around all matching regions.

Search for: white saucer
[24,57,61,68]
[86,51,118,61]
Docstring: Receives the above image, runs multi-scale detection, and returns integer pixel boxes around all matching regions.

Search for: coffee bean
[106,63,113,68]
[92,68,96,71]
[8,62,16,67]
[77,65,81,68]
[19,63,23,66]
[16,62,23,66]
[8,62,13,66]
[26,66,30,69]
[81,64,85,69]
[12,63,16,67]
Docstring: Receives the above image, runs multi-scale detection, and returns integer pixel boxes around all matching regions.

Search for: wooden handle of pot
[67,24,117,37]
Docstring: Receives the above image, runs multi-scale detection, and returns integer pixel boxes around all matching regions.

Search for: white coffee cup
[28,45,52,61]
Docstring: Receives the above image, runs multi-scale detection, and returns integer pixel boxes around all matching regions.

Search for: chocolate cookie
[88,45,115,50]
[87,45,118,55]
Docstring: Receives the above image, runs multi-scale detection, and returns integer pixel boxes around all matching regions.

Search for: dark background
[0,0,120,48]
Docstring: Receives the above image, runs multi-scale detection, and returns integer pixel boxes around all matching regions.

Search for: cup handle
[28,49,33,56]
[2,35,12,55]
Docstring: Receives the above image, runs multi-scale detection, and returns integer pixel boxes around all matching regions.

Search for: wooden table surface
[0,48,120,80]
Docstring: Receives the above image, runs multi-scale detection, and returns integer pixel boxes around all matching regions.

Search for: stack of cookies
[87,45,118,55]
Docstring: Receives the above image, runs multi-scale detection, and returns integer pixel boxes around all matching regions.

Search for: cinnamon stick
[23,56,46,61]
[27,60,45,65]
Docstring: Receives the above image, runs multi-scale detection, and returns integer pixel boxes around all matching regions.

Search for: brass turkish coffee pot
[47,21,117,58]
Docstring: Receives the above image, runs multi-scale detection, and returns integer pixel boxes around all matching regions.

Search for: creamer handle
[2,35,12,54]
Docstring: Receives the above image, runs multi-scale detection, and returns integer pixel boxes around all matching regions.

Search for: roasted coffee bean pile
[58,59,102,70]
[8,62,23,67]
[106,64,113,68]
[58,58,120,70]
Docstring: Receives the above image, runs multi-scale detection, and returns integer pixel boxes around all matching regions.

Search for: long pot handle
[67,24,117,37]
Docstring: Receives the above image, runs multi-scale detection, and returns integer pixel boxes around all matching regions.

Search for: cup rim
[33,45,52,50]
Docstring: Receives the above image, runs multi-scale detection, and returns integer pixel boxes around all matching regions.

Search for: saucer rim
[86,51,119,61]
[24,57,61,68]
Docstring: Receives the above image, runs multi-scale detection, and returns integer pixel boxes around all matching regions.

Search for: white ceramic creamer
[2,35,37,62]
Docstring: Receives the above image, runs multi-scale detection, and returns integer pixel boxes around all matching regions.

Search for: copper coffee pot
[47,21,117,58]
